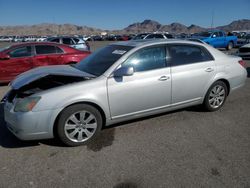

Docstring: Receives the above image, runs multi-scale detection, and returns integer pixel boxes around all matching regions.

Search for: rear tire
[226,41,233,50]
[203,81,228,112]
[56,104,102,146]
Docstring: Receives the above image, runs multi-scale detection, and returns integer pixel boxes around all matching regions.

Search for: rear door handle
[158,76,170,81]
[205,68,214,72]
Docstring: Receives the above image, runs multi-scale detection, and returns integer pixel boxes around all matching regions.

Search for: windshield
[199,32,212,37]
[74,45,134,76]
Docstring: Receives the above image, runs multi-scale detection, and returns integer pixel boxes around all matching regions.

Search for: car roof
[113,39,207,48]
[8,42,70,48]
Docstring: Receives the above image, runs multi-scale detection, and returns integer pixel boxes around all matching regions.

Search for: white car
[133,33,174,40]
[47,36,90,51]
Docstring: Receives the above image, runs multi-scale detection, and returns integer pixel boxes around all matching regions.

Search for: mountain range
[0,19,250,36]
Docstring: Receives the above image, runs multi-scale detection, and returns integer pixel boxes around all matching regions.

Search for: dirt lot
[0,42,250,188]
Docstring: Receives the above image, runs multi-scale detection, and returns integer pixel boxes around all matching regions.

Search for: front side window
[9,46,32,58]
[122,46,166,72]
[218,32,223,37]
[35,45,57,55]
[168,45,213,66]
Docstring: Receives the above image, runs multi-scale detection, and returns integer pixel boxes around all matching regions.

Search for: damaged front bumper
[4,101,62,140]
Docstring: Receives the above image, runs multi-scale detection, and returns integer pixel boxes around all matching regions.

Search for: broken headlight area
[6,75,90,103]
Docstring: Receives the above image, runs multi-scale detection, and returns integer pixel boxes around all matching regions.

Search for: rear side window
[9,46,32,58]
[55,46,64,53]
[146,34,164,39]
[63,38,75,45]
[168,45,213,66]
[35,45,57,55]
[122,46,166,72]
[50,38,60,43]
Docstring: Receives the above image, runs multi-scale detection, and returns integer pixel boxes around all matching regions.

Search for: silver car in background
[3,40,247,146]
[47,36,90,51]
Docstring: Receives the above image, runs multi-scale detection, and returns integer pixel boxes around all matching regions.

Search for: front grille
[239,48,250,53]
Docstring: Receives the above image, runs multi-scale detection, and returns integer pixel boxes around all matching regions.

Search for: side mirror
[0,54,10,60]
[113,66,134,77]
[212,34,217,38]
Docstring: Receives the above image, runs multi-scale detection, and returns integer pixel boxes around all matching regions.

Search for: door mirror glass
[113,66,134,77]
[212,34,217,38]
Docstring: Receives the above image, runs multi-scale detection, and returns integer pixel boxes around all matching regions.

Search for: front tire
[56,104,102,146]
[203,81,228,111]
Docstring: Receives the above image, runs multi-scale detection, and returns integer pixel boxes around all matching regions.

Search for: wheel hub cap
[64,111,98,143]
[208,85,226,109]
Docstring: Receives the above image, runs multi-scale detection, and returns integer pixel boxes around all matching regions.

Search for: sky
[0,0,249,29]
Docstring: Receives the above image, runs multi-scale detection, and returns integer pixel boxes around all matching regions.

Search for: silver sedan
[2,40,247,146]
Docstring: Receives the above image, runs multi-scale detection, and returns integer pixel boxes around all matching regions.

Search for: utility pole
[211,10,214,29]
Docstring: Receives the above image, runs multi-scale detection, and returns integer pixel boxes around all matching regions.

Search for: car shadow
[0,83,8,87]
[0,103,205,149]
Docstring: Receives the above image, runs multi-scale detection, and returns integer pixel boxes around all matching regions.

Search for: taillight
[238,60,246,68]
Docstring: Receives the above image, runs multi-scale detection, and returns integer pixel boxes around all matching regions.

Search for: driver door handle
[158,76,170,81]
[205,68,214,72]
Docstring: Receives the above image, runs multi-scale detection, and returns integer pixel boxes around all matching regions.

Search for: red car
[0,42,91,83]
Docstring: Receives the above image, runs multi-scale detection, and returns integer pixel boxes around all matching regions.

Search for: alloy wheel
[208,85,226,109]
[64,111,97,142]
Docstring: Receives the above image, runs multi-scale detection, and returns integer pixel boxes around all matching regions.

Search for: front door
[107,45,171,119]
[0,46,33,82]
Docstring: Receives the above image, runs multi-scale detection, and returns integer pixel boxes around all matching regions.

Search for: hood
[11,65,95,90]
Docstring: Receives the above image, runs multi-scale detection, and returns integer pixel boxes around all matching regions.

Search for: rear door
[168,44,215,105]
[34,45,63,66]
[0,46,33,82]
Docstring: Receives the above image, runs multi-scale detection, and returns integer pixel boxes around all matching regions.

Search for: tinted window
[75,45,133,76]
[132,33,149,40]
[169,45,213,66]
[55,46,64,53]
[51,38,60,43]
[122,46,166,72]
[146,34,164,39]
[35,45,56,55]
[218,32,223,37]
[63,38,74,45]
[9,46,32,58]
[164,34,174,38]
[73,38,80,43]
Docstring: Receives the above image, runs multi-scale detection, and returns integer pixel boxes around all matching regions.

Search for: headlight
[14,96,41,112]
